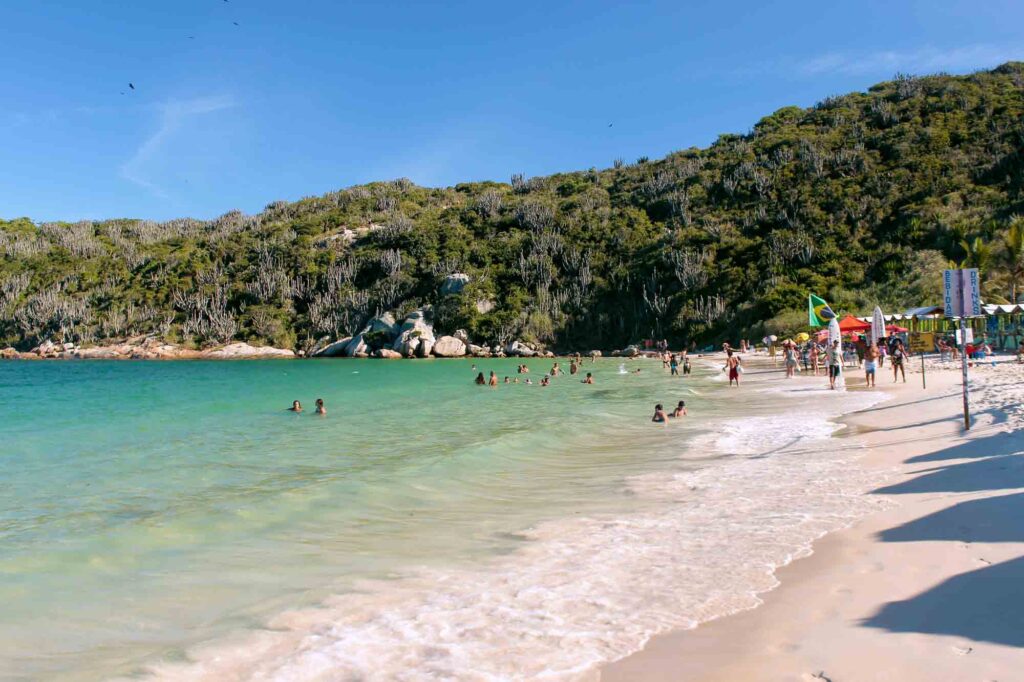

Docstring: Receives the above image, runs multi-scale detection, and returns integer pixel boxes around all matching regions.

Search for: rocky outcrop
[392,308,435,358]
[433,335,466,357]
[313,337,353,357]
[440,273,470,296]
[373,348,403,359]
[203,342,295,359]
[344,333,368,357]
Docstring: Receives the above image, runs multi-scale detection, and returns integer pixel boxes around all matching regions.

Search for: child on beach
[581,372,594,384]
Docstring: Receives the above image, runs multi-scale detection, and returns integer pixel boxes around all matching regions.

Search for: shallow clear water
[0,357,884,680]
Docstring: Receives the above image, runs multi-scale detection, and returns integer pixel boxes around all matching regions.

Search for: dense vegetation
[3,64,1024,351]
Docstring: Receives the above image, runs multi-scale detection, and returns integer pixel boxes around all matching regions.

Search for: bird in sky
[233,21,239,26]
[608,123,613,127]
[128,83,135,90]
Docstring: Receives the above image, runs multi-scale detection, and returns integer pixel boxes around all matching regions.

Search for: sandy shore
[601,354,1024,681]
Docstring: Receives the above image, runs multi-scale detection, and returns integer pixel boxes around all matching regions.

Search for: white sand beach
[602,355,1024,681]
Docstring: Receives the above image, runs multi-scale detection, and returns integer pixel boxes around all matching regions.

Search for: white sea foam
[139,389,892,682]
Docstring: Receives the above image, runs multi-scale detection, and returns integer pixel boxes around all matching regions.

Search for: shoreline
[600,356,1024,681]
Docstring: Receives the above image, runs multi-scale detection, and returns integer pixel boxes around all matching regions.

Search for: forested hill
[3,63,1024,352]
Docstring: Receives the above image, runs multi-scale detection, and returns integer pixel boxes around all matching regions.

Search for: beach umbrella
[837,314,872,332]
[871,306,885,345]
[886,324,908,333]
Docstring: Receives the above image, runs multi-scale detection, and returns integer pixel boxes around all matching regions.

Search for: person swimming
[488,371,498,386]
[288,400,302,413]
[540,376,550,386]
[504,376,510,384]
[475,372,486,385]
[525,378,533,384]
[651,403,667,423]
[671,400,686,417]
[581,372,594,384]
[315,398,326,415]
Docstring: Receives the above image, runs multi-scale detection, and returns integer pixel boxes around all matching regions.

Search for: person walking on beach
[651,403,668,423]
[726,350,742,387]
[784,342,798,378]
[670,353,679,376]
[864,344,879,388]
[314,398,326,415]
[891,340,907,383]
[826,340,842,390]
[809,340,820,375]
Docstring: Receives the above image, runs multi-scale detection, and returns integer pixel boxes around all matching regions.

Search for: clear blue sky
[2,0,1022,222]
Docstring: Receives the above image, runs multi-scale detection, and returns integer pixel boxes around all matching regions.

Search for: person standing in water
[726,350,741,387]
[314,399,326,415]
[475,372,486,385]
[488,371,499,387]
[669,353,679,376]
[682,353,691,375]
[569,360,579,375]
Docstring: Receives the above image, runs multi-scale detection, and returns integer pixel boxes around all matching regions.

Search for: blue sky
[2,0,1023,222]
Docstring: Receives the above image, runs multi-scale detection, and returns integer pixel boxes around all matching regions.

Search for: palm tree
[1002,215,1024,303]
[960,236,994,271]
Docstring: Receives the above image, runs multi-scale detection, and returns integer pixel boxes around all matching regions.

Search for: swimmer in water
[540,376,550,386]
[671,400,686,417]
[634,368,641,374]
[525,378,533,385]
[315,398,326,415]
[504,376,510,384]
[582,372,594,384]
[651,403,667,423]
[288,400,302,413]
[488,371,498,387]
[475,372,486,385]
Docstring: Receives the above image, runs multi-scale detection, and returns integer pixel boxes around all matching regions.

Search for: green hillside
[3,63,1024,352]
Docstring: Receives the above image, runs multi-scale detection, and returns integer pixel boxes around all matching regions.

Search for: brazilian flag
[808,294,836,327]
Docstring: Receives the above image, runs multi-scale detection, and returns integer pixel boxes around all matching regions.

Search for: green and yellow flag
[808,293,836,327]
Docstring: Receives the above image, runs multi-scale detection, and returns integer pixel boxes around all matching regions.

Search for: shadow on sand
[863,429,1024,645]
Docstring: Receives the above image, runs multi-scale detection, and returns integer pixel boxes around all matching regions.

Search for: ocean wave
[138,389,892,681]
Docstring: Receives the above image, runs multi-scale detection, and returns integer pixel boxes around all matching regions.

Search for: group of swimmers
[651,400,687,422]
[287,399,327,415]
[474,361,595,387]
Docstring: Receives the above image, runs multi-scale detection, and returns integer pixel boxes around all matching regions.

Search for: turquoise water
[2,358,723,680]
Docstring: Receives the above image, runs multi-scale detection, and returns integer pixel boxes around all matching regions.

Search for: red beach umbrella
[837,314,872,332]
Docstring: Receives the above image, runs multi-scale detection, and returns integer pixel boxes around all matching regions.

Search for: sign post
[908,331,934,389]
[944,269,981,430]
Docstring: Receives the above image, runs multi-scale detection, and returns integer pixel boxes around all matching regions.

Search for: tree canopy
[3,64,1023,351]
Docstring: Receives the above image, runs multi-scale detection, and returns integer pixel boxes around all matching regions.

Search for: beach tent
[837,314,871,333]
[886,324,908,333]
